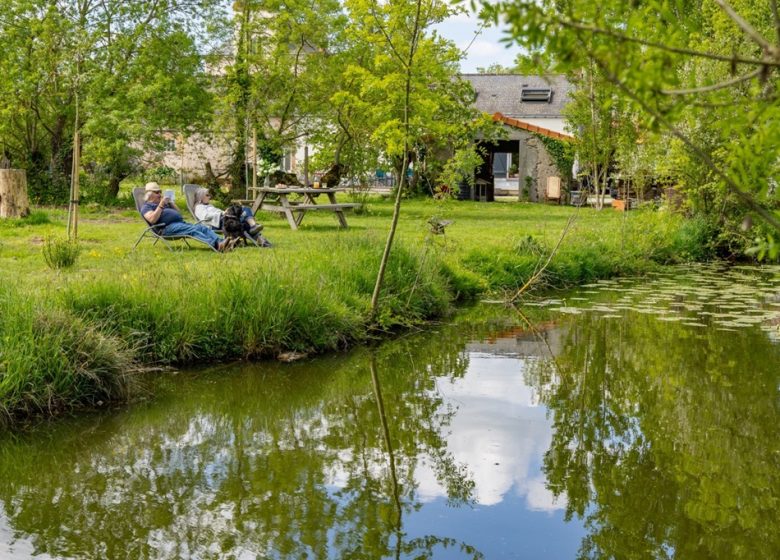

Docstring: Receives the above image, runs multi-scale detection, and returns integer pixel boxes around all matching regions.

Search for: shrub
[42,236,81,270]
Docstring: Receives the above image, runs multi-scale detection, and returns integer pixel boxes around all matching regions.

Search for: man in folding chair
[140,182,238,253]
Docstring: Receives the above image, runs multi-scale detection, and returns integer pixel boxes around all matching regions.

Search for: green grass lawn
[0,195,712,424]
[0,196,699,287]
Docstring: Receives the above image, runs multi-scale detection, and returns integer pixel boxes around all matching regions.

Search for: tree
[334,0,470,318]
[218,0,345,191]
[0,1,221,202]
[477,0,780,255]
[476,62,514,74]
[563,63,637,209]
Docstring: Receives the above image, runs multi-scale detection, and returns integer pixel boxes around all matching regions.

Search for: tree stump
[0,169,30,218]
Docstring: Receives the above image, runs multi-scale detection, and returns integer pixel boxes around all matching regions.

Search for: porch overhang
[492,112,574,141]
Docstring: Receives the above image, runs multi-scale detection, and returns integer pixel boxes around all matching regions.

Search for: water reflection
[0,265,777,559]
[0,308,578,559]
[532,264,780,558]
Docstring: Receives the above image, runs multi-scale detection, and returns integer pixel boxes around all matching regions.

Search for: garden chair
[131,187,217,252]
[182,184,261,247]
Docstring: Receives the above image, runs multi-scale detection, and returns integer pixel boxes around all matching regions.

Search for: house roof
[462,74,572,119]
[492,113,574,141]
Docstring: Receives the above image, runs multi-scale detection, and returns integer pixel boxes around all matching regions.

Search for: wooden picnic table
[242,186,360,230]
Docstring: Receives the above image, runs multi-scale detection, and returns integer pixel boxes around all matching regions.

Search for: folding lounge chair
[131,187,218,252]
[183,183,261,247]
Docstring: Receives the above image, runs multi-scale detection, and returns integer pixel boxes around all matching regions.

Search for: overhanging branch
[661,68,763,95]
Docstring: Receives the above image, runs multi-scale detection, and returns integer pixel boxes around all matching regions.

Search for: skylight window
[521,88,552,102]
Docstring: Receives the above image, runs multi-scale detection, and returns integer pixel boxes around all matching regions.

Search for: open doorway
[492,150,520,197]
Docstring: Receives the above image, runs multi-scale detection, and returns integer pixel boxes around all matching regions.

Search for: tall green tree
[219,0,345,190]
[0,0,221,201]
[335,0,470,318]
[563,63,637,209]
[478,0,780,255]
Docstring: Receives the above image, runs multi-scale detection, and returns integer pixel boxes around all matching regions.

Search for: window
[521,88,552,103]
[163,138,176,152]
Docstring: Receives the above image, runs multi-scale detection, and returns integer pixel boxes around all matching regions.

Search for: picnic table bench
[238,186,360,230]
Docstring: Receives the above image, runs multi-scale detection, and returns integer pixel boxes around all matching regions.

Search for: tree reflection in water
[0,319,491,559]
[369,355,482,560]
[529,311,780,559]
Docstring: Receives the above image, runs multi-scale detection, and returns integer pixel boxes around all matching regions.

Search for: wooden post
[178,133,185,187]
[0,169,30,218]
[67,92,81,240]
[67,129,81,239]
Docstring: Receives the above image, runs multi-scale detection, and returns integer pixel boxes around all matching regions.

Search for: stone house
[461,74,573,201]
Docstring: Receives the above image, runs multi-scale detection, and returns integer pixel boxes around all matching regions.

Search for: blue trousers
[163,221,222,249]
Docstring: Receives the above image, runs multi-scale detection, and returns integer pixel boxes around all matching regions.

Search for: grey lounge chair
[183,183,262,247]
[131,187,217,252]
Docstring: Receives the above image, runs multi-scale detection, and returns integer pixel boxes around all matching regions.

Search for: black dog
[222,204,245,242]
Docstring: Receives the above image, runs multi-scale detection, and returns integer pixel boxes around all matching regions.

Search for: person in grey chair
[141,182,237,252]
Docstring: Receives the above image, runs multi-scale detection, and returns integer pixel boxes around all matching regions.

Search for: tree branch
[772,0,780,47]
[559,19,780,67]
[661,68,763,95]
[589,57,780,233]
[369,5,407,68]
[508,211,578,303]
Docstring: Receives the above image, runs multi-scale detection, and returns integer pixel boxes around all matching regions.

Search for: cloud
[414,354,567,511]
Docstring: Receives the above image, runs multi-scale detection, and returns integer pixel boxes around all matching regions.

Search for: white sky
[433,9,523,73]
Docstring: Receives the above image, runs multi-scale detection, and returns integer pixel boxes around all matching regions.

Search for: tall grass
[61,236,449,365]
[0,290,136,426]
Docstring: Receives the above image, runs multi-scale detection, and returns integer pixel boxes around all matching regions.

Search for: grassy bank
[0,196,713,425]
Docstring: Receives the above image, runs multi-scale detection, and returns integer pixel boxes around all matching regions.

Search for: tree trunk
[0,169,30,218]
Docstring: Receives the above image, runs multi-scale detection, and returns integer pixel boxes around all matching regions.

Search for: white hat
[144,181,162,192]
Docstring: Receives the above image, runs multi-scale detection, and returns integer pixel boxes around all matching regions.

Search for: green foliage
[0,0,223,201]
[439,147,486,191]
[41,237,81,270]
[475,0,780,241]
[746,233,780,261]
[534,134,575,182]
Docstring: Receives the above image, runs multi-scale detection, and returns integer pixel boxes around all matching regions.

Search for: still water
[0,264,778,559]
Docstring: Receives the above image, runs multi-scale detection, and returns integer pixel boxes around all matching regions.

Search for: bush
[42,237,81,270]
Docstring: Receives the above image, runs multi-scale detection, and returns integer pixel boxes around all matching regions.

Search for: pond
[0,264,778,559]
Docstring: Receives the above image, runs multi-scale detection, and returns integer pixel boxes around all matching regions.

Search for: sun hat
[144,181,162,192]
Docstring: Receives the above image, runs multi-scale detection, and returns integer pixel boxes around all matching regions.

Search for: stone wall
[510,129,561,201]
